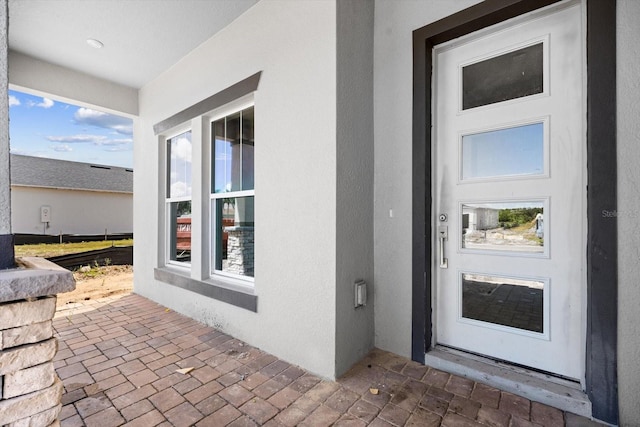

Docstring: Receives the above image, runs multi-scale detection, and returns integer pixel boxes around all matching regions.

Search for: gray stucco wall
[616,0,640,424]
[335,0,375,377]
[135,0,339,378]
[372,0,481,359]
[8,51,137,116]
[0,0,9,236]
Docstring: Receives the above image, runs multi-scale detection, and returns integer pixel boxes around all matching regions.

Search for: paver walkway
[53,294,603,426]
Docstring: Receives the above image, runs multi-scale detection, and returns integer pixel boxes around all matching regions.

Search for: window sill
[154,267,257,312]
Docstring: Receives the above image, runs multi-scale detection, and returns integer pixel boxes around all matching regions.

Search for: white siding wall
[11,186,132,235]
[135,0,339,378]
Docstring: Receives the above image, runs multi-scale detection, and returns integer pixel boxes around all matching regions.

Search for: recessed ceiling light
[86,39,104,49]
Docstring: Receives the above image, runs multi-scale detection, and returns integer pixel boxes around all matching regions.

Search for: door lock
[439,213,448,222]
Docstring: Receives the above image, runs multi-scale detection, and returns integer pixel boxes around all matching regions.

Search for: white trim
[205,94,254,123]
[164,129,193,268]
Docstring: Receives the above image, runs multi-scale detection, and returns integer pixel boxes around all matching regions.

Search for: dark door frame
[411,0,617,423]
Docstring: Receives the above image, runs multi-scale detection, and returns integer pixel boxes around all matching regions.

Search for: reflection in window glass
[166,130,192,266]
[168,201,191,263]
[214,196,254,278]
[462,43,543,110]
[241,108,255,191]
[462,273,544,333]
[211,105,255,281]
[212,107,254,193]
[167,131,192,198]
[461,123,543,180]
[462,201,544,254]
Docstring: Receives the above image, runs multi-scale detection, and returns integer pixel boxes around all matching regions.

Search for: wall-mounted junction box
[354,280,367,308]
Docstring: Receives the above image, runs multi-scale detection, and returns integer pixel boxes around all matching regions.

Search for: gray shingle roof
[10,154,133,193]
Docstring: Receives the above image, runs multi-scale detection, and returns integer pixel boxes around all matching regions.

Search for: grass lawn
[14,239,133,258]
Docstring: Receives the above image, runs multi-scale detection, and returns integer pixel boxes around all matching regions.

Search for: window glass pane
[213,107,254,193]
[461,123,543,180]
[462,201,544,254]
[213,112,244,193]
[462,43,543,110]
[226,112,241,192]
[213,119,229,193]
[241,107,255,190]
[168,201,191,263]
[167,131,192,198]
[462,273,544,333]
[215,196,254,277]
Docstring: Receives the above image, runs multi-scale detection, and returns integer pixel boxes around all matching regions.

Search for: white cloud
[46,134,107,143]
[74,108,133,135]
[170,181,191,198]
[10,148,47,157]
[171,137,192,162]
[28,97,54,108]
[104,146,132,152]
[97,138,133,146]
[52,144,73,152]
[9,95,20,107]
[40,98,54,108]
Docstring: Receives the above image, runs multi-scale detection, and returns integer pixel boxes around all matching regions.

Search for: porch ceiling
[7,0,259,89]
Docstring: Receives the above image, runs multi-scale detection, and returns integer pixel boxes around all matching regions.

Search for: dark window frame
[411,0,617,423]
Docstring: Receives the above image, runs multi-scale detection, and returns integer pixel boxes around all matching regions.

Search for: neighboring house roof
[10,154,133,193]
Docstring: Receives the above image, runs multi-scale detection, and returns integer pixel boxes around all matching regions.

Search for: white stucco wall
[372,0,481,358]
[11,186,132,235]
[135,0,339,378]
[616,0,640,424]
[335,0,375,377]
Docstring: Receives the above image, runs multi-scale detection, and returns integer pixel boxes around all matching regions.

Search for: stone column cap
[0,257,75,303]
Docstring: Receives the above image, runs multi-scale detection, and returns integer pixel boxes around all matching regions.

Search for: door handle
[438,226,448,269]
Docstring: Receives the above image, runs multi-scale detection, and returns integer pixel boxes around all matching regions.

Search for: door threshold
[424,346,592,418]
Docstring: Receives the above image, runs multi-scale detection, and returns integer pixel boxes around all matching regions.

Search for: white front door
[433,1,585,380]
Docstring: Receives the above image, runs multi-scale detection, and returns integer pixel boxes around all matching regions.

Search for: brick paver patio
[53,293,604,426]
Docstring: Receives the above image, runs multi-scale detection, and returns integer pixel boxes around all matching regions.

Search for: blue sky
[9,90,133,168]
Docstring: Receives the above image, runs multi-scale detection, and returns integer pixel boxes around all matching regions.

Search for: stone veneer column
[0,0,15,270]
[225,226,254,276]
[0,258,75,426]
[0,2,75,424]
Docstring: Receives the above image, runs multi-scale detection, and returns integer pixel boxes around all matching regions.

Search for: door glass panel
[462,273,544,333]
[462,43,543,110]
[461,122,543,180]
[461,201,544,254]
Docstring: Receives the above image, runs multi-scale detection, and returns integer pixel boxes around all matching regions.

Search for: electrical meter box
[40,206,51,223]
